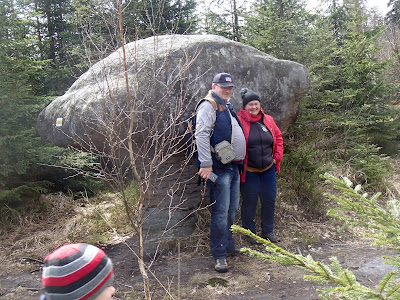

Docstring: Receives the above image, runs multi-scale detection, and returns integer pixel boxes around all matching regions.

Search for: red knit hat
[42,243,114,300]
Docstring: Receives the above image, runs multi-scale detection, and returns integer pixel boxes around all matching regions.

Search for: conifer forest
[2,0,400,210]
[2,0,400,299]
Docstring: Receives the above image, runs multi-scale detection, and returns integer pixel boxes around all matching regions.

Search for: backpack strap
[195,97,218,111]
[188,97,219,134]
[191,96,220,186]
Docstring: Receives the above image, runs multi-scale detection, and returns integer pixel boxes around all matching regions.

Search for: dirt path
[106,237,396,300]
[0,229,396,300]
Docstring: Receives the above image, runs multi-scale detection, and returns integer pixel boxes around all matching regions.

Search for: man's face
[212,84,234,101]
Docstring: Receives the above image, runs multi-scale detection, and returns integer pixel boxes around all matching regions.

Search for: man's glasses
[216,84,235,90]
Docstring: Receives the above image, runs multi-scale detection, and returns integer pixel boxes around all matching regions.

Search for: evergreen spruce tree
[242,0,313,62]
[296,0,398,185]
[0,0,99,214]
[200,0,246,41]
[122,0,199,39]
[387,0,400,25]
[384,0,400,85]
[0,0,56,208]
[30,0,78,94]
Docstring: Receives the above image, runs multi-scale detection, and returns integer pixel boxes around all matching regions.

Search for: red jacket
[237,107,284,183]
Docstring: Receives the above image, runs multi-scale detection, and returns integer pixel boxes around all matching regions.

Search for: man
[195,72,246,273]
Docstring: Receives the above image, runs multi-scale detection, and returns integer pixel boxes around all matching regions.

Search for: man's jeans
[241,164,277,236]
[208,165,240,260]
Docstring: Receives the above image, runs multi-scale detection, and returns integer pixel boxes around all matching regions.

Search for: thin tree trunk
[117,0,152,298]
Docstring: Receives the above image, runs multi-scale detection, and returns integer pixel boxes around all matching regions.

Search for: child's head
[41,243,115,300]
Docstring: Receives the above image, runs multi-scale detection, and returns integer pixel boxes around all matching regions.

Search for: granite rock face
[37,34,310,149]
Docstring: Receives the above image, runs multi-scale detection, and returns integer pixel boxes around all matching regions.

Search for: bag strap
[210,108,235,153]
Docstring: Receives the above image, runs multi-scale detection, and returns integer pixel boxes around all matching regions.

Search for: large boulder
[36,34,310,256]
[37,34,310,150]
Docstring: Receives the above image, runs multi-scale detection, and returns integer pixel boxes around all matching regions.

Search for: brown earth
[0,193,397,300]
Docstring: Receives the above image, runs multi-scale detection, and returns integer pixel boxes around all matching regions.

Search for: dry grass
[0,192,132,276]
[65,193,133,245]
[386,157,400,198]
[1,193,76,261]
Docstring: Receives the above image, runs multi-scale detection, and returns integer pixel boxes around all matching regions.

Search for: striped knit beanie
[42,243,114,300]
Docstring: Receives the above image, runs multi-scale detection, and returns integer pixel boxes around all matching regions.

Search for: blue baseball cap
[212,73,235,87]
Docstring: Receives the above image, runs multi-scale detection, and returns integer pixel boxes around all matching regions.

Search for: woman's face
[245,100,261,116]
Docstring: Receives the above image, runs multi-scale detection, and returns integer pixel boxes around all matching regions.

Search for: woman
[237,88,284,243]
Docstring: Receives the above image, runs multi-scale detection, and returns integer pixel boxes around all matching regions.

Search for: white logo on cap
[226,77,232,82]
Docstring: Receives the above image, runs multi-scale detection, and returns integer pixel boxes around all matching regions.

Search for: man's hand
[198,167,213,180]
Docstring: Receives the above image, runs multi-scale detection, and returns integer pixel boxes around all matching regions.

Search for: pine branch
[378,270,396,295]
[231,225,384,299]
[323,173,400,251]
[382,256,400,269]
[385,284,400,298]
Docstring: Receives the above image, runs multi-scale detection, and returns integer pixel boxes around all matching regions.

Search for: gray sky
[306,0,390,14]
